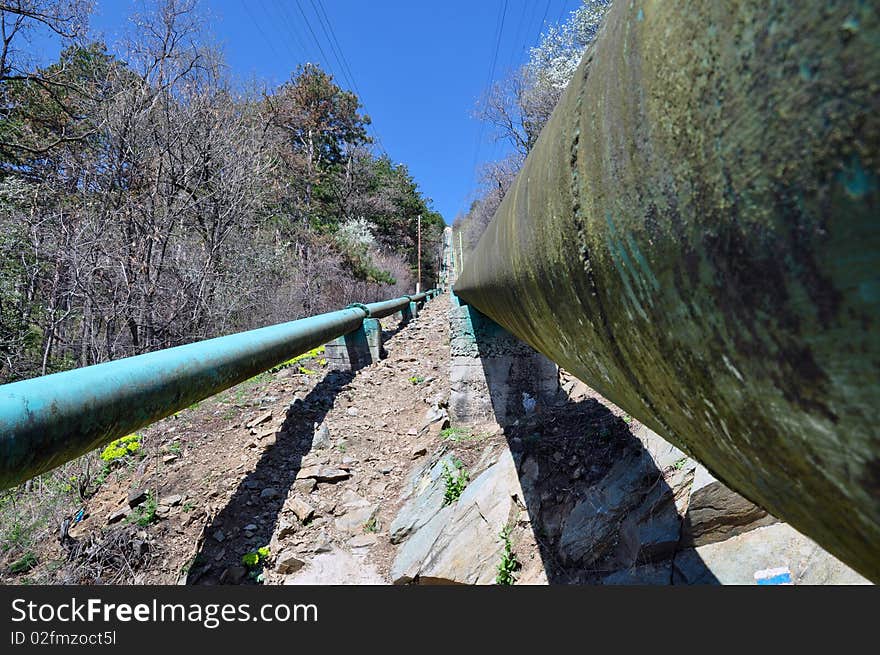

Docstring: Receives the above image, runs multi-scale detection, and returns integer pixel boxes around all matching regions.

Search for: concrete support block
[448,292,559,427]
[325,323,372,371]
[363,318,382,363]
[409,301,419,319]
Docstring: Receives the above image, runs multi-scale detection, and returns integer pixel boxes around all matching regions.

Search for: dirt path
[20,297,451,584]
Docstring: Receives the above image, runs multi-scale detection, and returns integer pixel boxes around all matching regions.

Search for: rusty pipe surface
[455,1,880,580]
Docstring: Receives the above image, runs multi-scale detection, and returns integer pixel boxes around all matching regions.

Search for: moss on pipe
[456,1,880,581]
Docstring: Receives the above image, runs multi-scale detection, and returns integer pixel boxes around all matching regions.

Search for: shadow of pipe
[465,301,719,585]
[186,369,354,585]
[185,311,418,584]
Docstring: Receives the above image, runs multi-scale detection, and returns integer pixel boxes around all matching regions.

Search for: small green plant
[622,414,633,424]
[2,521,26,553]
[337,442,347,454]
[182,501,195,513]
[440,426,487,443]
[168,441,182,456]
[442,458,468,505]
[673,456,690,470]
[179,555,197,577]
[241,546,271,568]
[100,434,141,463]
[298,366,317,375]
[440,426,470,442]
[93,462,112,489]
[363,516,379,533]
[408,375,425,385]
[496,526,519,585]
[269,346,326,373]
[128,492,158,527]
[9,551,37,574]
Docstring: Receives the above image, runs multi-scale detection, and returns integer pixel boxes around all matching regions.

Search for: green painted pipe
[365,297,411,319]
[455,1,880,581]
[0,306,371,488]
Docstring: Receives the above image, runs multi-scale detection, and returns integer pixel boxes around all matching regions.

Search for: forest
[0,0,445,384]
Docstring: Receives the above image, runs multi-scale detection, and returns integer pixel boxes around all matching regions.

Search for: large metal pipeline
[0,292,435,489]
[455,1,880,580]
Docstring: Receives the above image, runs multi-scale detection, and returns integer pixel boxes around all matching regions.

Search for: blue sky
[46,0,582,223]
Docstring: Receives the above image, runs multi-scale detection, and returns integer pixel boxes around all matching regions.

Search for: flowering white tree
[336,217,376,250]
[466,1,612,252]
[526,0,613,93]
[476,0,612,159]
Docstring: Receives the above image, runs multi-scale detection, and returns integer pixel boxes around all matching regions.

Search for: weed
[168,441,182,456]
[363,517,379,533]
[298,366,317,375]
[93,462,111,488]
[673,456,689,470]
[440,426,470,441]
[269,347,326,373]
[100,434,140,464]
[496,526,519,585]
[622,414,633,424]
[2,521,27,553]
[241,551,258,567]
[440,426,486,443]
[408,375,425,385]
[128,492,158,527]
[337,442,347,454]
[442,458,468,505]
[241,545,271,582]
[182,501,195,513]
[179,555,196,576]
[9,551,37,574]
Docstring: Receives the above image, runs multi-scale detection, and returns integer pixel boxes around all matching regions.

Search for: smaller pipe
[364,297,411,319]
[0,307,368,488]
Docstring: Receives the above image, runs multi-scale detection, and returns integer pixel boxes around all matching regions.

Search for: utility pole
[416,214,422,293]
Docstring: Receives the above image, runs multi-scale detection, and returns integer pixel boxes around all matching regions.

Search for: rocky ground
[7,295,871,585]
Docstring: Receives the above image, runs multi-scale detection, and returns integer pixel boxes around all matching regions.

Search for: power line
[531,0,553,49]
[308,0,388,157]
[269,0,315,64]
[257,0,306,68]
[469,0,509,188]
[294,0,335,74]
[309,0,358,95]
[314,0,361,96]
[240,0,283,63]
[484,0,509,99]
[459,0,511,223]
[504,0,531,75]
